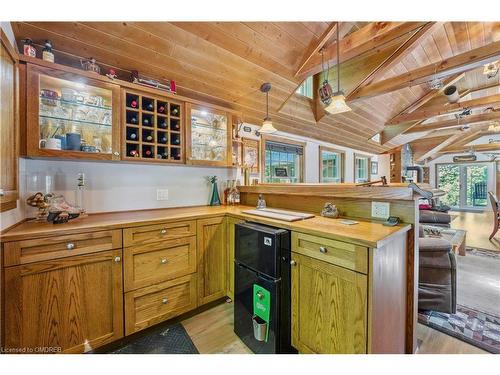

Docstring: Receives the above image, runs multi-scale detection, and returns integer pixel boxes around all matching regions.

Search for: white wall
[426,153,497,210]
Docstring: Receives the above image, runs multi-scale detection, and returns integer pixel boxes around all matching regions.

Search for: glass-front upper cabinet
[26,64,121,160]
[185,103,232,166]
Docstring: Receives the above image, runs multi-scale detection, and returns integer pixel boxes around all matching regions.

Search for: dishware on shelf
[54,135,67,150]
[66,133,81,151]
[39,138,62,150]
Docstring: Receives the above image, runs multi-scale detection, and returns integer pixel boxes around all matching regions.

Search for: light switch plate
[156,189,169,201]
[371,201,390,219]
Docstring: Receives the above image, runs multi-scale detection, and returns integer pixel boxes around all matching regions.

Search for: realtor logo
[264,237,272,246]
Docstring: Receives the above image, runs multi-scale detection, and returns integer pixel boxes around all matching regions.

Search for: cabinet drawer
[123,220,196,247]
[291,232,368,274]
[124,236,197,292]
[3,230,122,267]
[125,274,197,334]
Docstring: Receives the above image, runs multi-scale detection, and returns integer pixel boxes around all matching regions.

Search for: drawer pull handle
[66,242,75,250]
[162,298,168,304]
[160,229,167,235]
[114,256,121,263]
[160,258,168,264]
[290,260,297,266]
[319,246,328,254]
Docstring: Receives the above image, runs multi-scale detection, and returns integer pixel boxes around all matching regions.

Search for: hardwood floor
[416,323,487,354]
[451,211,500,251]
[181,301,252,354]
[182,302,488,354]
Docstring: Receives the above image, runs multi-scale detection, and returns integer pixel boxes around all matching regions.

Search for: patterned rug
[418,305,500,354]
[109,323,199,354]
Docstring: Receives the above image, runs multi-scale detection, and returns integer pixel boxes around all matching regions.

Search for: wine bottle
[159,135,167,143]
[172,121,180,130]
[143,117,150,126]
[129,150,138,157]
[130,115,138,124]
[130,100,138,108]
[145,134,153,142]
[158,105,165,113]
[159,119,167,128]
[161,152,168,159]
[171,107,179,116]
[172,137,180,145]
[128,132,137,140]
[145,149,152,157]
[147,102,154,111]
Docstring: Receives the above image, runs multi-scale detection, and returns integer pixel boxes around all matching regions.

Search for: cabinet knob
[160,228,167,235]
[113,151,120,156]
[290,260,297,266]
[162,298,168,304]
[114,256,121,263]
[160,258,168,264]
[66,242,75,250]
[319,246,328,254]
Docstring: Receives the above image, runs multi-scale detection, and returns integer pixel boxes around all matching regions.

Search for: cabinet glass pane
[190,108,227,162]
[38,75,113,154]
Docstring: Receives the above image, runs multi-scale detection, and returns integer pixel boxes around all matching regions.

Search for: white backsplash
[23,159,236,216]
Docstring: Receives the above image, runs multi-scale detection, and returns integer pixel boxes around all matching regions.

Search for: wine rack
[122,90,183,163]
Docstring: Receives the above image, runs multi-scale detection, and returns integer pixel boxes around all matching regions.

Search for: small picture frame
[242,137,260,174]
[371,161,378,175]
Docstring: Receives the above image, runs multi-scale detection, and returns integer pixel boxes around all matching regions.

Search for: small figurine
[26,192,50,221]
[42,40,54,63]
[321,202,339,218]
[256,194,266,209]
[22,38,37,57]
[80,57,101,74]
[106,68,117,80]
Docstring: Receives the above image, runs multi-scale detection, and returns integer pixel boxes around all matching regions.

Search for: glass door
[437,163,489,210]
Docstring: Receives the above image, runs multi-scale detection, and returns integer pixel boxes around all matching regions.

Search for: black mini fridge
[234,222,294,354]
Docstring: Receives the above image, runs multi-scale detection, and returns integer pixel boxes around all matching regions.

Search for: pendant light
[259,83,277,134]
[319,22,352,115]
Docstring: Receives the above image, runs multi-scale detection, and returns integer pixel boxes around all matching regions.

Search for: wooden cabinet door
[225,216,244,301]
[4,249,124,353]
[197,216,227,305]
[291,253,367,354]
[0,30,19,212]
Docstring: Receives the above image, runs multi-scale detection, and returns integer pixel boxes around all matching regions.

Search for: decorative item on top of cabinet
[122,89,183,163]
[186,103,232,167]
[26,64,121,160]
[0,29,19,212]
[4,248,124,353]
[197,216,227,305]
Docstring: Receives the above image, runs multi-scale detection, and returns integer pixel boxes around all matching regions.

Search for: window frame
[353,153,371,183]
[295,76,313,99]
[319,146,345,183]
[260,135,306,183]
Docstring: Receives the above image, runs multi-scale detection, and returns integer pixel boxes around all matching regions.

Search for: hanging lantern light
[259,83,277,134]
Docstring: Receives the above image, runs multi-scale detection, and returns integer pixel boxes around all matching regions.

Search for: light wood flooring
[181,302,487,354]
[451,211,500,251]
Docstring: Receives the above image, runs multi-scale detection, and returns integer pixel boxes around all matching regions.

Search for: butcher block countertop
[0,205,411,248]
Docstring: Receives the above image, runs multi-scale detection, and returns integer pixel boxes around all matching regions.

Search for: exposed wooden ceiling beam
[347,22,438,101]
[295,22,426,80]
[406,111,500,133]
[295,22,338,77]
[440,126,493,152]
[439,143,500,154]
[310,74,326,122]
[417,131,469,162]
[348,40,500,102]
[389,93,500,124]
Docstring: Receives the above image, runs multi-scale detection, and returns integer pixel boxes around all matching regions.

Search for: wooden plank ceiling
[11,21,500,154]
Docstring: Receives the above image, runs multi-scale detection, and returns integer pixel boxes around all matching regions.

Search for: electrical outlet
[371,201,390,219]
[156,189,169,201]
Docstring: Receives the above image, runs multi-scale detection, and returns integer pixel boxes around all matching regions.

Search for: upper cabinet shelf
[26,64,121,160]
[186,103,232,167]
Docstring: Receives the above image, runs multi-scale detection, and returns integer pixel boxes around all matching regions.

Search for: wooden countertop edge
[1,206,411,248]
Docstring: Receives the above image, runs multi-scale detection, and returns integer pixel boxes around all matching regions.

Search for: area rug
[109,323,199,354]
[418,305,500,354]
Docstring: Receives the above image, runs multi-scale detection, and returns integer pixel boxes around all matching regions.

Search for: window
[262,136,305,183]
[319,146,344,183]
[354,154,371,183]
[296,76,313,99]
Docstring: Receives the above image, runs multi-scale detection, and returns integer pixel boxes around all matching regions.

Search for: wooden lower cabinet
[225,216,244,300]
[197,216,227,305]
[124,274,197,335]
[291,253,368,354]
[4,249,124,353]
